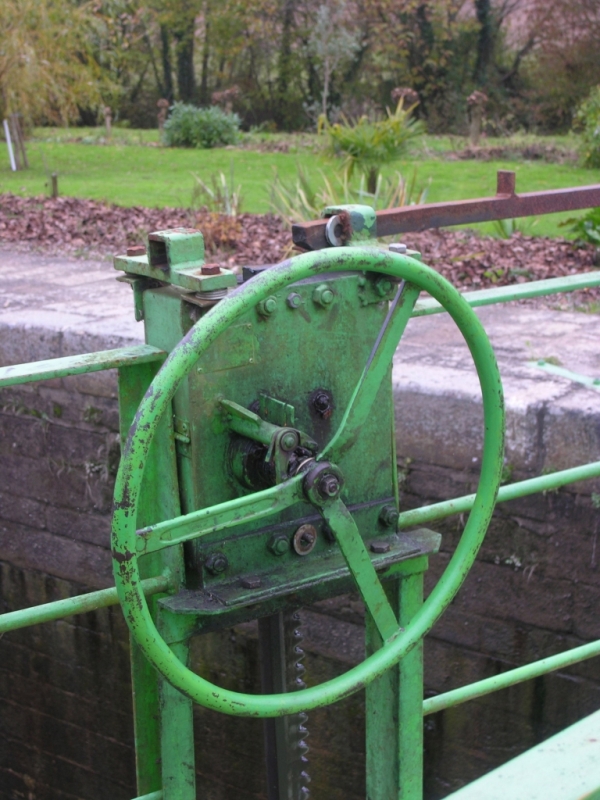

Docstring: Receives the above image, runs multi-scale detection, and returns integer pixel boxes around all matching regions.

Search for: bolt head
[268,534,289,556]
[371,540,391,554]
[287,292,303,309]
[375,278,393,297]
[201,263,222,275]
[205,552,228,575]
[127,245,146,257]
[280,431,298,451]
[313,284,334,307]
[258,295,278,316]
[313,390,333,419]
[379,504,399,528]
[240,575,261,589]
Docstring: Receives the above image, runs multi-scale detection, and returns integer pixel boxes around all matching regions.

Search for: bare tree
[308,0,361,120]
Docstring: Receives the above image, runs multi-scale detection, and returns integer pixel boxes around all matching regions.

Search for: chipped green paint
[4,209,600,798]
[0,344,166,387]
[111,246,505,718]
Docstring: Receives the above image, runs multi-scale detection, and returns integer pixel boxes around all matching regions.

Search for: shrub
[575,87,600,168]
[320,101,425,193]
[191,164,243,216]
[163,103,240,149]
[270,165,429,224]
[560,207,600,246]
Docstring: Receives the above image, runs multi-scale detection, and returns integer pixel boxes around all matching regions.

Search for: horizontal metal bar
[423,637,600,716]
[0,345,166,388]
[413,271,600,316]
[398,460,600,531]
[136,475,304,556]
[292,172,600,250]
[530,360,600,391]
[0,574,170,634]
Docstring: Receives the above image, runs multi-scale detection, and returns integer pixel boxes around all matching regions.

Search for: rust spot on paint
[112,549,134,564]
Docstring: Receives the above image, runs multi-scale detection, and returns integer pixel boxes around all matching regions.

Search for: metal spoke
[320,282,420,463]
[319,498,399,642]
[135,474,305,556]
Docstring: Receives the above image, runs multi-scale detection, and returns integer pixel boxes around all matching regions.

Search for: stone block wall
[394,304,600,797]
[2,302,600,799]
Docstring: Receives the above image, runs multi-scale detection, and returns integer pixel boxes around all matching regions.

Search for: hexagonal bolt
[379,504,399,528]
[389,242,407,254]
[370,540,391,554]
[257,296,278,316]
[313,390,332,418]
[312,284,334,308]
[126,245,146,257]
[201,263,222,275]
[318,473,341,499]
[268,533,290,556]
[293,524,318,555]
[287,292,303,309]
[205,552,228,575]
[240,575,262,589]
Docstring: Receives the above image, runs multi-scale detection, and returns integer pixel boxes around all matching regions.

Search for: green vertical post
[157,631,196,800]
[365,568,424,800]
[118,362,183,797]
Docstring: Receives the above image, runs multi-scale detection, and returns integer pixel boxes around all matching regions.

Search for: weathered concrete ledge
[395,303,600,484]
[2,245,600,798]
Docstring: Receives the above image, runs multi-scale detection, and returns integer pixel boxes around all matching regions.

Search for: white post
[3,119,17,171]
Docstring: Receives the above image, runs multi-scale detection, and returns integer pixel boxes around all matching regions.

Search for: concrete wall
[2,249,600,799]
[396,305,600,797]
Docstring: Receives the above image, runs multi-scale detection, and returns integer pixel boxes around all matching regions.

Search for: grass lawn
[0,128,598,239]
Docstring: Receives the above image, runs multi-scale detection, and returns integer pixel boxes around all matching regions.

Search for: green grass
[392,157,600,238]
[0,138,329,211]
[0,128,597,239]
[414,131,579,156]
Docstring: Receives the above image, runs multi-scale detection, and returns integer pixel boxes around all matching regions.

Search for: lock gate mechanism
[0,221,505,800]
[110,228,504,799]
[9,181,600,799]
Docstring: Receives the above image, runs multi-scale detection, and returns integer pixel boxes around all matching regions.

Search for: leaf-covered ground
[0,193,597,307]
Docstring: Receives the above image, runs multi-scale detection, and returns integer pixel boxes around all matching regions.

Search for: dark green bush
[560,208,600,246]
[163,103,240,149]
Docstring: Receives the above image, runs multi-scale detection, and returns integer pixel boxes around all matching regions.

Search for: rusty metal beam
[291,171,600,251]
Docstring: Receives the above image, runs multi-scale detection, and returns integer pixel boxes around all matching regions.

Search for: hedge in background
[163,103,240,149]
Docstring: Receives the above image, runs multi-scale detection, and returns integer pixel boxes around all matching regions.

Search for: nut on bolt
[379,504,399,529]
[318,473,341,500]
[313,284,334,308]
[280,431,299,451]
[374,277,394,297]
[205,552,228,575]
[258,296,278,316]
[313,390,333,419]
[287,292,303,309]
[268,533,290,556]
[293,524,318,555]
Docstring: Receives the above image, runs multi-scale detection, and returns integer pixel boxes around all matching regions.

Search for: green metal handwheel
[112,246,505,718]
